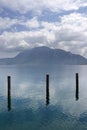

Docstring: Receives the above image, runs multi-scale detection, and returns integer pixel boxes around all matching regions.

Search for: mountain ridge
[0,46,87,65]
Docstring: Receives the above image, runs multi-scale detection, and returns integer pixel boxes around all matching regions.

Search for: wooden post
[46,74,50,105]
[76,73,79,101]
[7,76,11,111]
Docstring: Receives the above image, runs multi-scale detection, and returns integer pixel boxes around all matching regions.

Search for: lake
[0,65,87,130]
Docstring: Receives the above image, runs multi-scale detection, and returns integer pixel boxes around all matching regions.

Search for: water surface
[0,65,87,130]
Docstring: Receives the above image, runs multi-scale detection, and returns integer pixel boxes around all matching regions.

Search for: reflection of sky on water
[0,65,87,118]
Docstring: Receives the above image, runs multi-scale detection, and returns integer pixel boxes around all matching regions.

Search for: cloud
[0,0,87,57]
[60,13,87,31]
[0,29,55,52]
[0,11,87,58]
[0,0,87,14]
[0,17,18,30]
[55,13,87,55]
[0,31,30,51]
[21,17,40,29]
[0,17,40,31]
[0,0,43,14]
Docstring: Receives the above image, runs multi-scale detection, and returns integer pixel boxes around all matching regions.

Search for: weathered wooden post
[7,76,11,111]
[76,73,79,101]
[46,74,50,105]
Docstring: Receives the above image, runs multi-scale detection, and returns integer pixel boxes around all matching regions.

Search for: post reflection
[8,94,11,111]
[7,76,11,111]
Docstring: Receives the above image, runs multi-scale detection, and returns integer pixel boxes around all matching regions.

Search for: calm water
[0,65,87,130]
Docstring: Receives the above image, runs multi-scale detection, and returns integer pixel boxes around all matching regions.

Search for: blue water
[0,65,87,130]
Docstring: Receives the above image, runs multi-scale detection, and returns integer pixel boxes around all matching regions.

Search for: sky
[0,0,87,58]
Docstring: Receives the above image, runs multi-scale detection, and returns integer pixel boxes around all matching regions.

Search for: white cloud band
[0,0,87,14]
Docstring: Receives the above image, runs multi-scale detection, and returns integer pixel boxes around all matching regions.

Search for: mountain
[0,46,87,65]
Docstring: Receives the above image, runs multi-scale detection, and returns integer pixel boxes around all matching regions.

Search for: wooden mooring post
[7,76,11,111]
[75,73,79,101]
[46,74,50,105]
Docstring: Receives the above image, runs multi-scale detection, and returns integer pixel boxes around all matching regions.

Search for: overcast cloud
[0,0,87,58]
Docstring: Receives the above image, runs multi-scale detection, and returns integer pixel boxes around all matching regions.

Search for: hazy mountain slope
[0,46,87,65]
